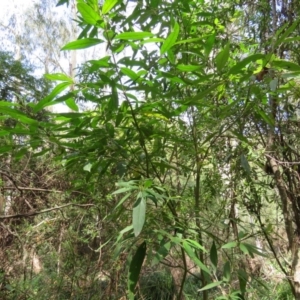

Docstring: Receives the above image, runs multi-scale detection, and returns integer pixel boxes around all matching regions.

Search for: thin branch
[0,170,23,195]
[265,154,300,165]
[2,186,89,195]
[0,203,94,220]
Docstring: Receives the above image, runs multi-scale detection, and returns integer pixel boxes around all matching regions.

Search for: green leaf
[115,32,154,40]
[102,0,118,14]
[114,193,131,210]
[283,37,300,43]
[160,22,179,55]
[89,56,110,67]
[185,239,206,252]
[175,38,203,45]
[242,243,268,257]
[275,19,300,48]
[228,54,265,75]
[177,64,201,72]
[272,60,300,71]
[210,242,218,270]
[121,67,139,81]
[34,82,70,112]
[77,3,100,25]
[128,241,147,299]
[152,239,171,266]
[1,107,38,125]
[0,145,13,154]
[222,241,237,249]
[240,154,250,175]
[182,241,211,274]
[238,269,248,295]
[132,197,146,237]
[0,101,17,107]
[44,73,73,82]
[223,261,231,282]
[215,43,230,72]
[256,108,274,126]
[65,98,79,111]
[56,0,69,7]
[83,163,92,172]
[204,33,215,57]
[61,38,103,50]
[239,243,251,256]
[198,281,222,292]
[140,38,164,44]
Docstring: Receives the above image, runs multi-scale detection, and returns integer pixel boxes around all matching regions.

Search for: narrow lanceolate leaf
[102,0,118,14]
[177,64,201,72]
[238,269,248,296]
[204,33,215,57]
[132,197,146,237]
[198,281,222,292]
[160,22,179,55]
[223,261,231,282]
[228,54,265,75]
[44,73,73,83]
[221,241,237,249]
[115,32,154,40]
[275,20,300,48]
[182,241,211,274]
[121,67,139,81]
[215,43,230,72]
[272,60,300,71]
[65,98,79,111]
[77,3,100,25]
[128,241,147,299]
[1,107,38,125]
[61,38,103,50]
[210,242,218,270]
[34,82,71,112]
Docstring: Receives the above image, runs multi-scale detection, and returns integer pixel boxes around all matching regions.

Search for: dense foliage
[1,0,300,299]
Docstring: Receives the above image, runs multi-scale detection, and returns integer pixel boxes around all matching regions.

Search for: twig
[0,203,95,220]
[1,186,89,195]
[0,170,23,195]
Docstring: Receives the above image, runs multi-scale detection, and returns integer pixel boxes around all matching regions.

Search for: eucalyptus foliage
[1,0,300,299]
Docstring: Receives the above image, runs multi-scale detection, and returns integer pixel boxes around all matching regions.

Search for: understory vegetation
[1,0,300,299]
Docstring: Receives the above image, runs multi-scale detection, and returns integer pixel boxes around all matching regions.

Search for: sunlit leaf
[45,73,73,83]
[34,82,70,112]
[77,2,100,25]
[102,0,118,14]
[83,163,92,172]
[198,281,222,292]
[61,38,103,50]
[228,54,265,75]
[161,22,179,55]
[222,241,237,249]
[177,64,201,72]
[215,43,230,72]
[65,98,79,111]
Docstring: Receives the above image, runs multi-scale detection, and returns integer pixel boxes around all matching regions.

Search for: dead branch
[0,203,95,220]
